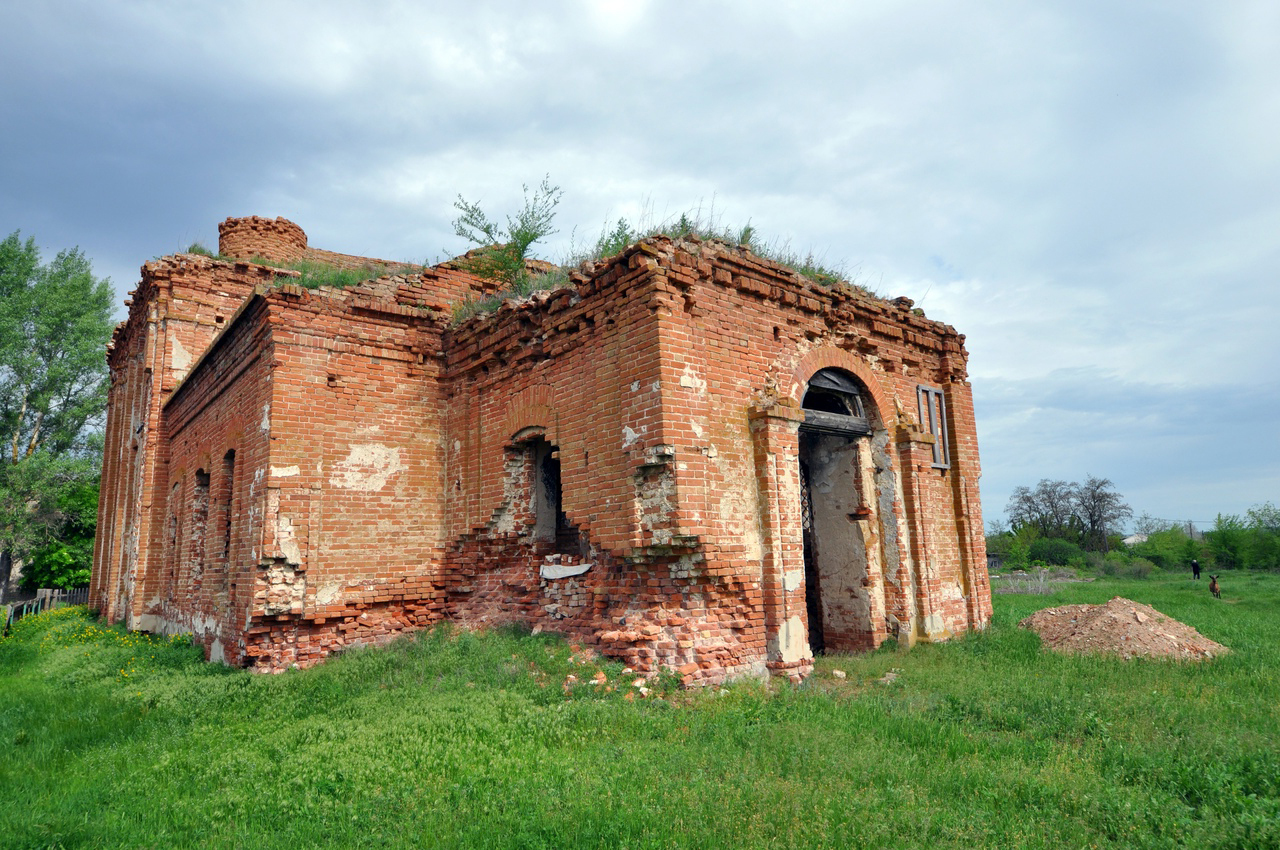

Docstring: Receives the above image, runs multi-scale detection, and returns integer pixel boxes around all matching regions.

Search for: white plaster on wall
[775,615,808,663]
[315,582,342,606]
[783,569,804,593]
[329,444,406,491]
[170,335,192,375]
[622,425,645,448]
[679,364,707,393]
[271,465,300,478]
[275,514,303,565]
[260,402,270,431]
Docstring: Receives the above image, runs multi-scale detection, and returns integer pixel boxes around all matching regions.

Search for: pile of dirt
[1019,596,1228,661]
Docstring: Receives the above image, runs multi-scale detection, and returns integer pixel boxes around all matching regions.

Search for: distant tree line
[988,472,1279,574]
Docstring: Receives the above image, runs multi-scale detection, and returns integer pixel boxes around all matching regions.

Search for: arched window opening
[801,368,869,436]
[190,469,210,589]
[221,450,236,565]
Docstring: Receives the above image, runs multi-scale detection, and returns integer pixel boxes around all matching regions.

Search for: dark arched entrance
[799,368,879,654]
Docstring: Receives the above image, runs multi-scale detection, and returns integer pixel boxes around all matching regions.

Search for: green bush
[1028,537,1084,566]
[1124,558,1156,579]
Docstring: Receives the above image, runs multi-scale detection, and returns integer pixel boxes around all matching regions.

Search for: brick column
[748,401,813,681]
[894,424,949,642]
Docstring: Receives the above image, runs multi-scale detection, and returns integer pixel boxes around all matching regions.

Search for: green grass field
[3,573,1277,849]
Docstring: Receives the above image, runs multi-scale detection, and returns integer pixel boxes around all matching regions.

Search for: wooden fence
[2,587,90,632]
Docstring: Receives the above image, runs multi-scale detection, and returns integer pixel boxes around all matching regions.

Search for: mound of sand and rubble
[1019,596,1229,661]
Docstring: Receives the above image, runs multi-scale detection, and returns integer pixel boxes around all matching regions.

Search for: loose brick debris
[1020,597,1229,661]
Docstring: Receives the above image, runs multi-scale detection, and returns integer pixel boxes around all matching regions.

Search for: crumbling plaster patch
[329,444,406,491]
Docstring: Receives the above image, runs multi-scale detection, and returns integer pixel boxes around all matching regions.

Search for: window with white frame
[916,385,950,468]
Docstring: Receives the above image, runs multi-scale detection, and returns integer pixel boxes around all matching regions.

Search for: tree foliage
[1006,479,1080,540]
[1074,475,1133,552]
[1004,476,1131,553]
[1205,503,1280,570]
[0,230,112,590]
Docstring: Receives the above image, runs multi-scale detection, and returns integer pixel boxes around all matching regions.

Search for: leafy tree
[452,176,562,289]
[1245,502,1280,569]
[20,468,98,590]
[1073,475,1132,553]
[1006,479,1078,540]
[1205,503,1280,570]
[0,230,112,594]
[1206,513,1247,570]
[1133,512,1173,535]
[1130,526,1194,570]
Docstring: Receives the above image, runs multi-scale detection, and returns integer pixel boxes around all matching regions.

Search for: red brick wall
[240,286,449,669]
[218,216,307,263]
[144,295,275,661]
[94,223,990,685]
[91,255,279,627]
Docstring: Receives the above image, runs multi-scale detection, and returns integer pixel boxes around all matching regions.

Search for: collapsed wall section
[440,248,770,684]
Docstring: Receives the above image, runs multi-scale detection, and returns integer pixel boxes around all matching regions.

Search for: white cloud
[1,0,1276,522]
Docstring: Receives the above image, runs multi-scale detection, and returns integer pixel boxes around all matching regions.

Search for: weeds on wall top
[184,242,414,290]
[449,193,874,324]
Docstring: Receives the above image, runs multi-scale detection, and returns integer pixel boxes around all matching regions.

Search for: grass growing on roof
[567,202,872,295]
[180,243,417,290]
[4,575,1278,848]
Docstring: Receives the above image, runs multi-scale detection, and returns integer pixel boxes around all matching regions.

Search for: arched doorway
[526,436,583,557]
[799,368,881,654]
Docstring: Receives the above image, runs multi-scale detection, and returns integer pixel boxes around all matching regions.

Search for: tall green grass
[3,575,1277,849]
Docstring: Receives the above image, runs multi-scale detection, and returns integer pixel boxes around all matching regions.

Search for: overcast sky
[2,0,1276,531]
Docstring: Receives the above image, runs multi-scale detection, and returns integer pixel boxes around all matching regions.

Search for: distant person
[1191,558,1201,580]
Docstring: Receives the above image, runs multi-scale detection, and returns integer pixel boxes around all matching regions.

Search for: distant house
[91,215,992,684]
[1122,534,1149,547]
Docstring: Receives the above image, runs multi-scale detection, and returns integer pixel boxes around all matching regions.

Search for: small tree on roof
[452,176,562,290]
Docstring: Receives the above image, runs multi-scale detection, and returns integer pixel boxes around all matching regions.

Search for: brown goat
[1209,575,1221,599]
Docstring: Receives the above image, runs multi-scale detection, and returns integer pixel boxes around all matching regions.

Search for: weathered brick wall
[439,248,768,684]
[430,235,989,683]
[94,219,990,685]
[91,256,279,627]
[239,286,449,669]
[218,216,307,263]
[144,295,275,662]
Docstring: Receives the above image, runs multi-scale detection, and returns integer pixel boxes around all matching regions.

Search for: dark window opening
[191,469,210,587]
[529,438,583,557]
[801,368,870,436]
[221,450,236,566]
[167,481,181,584]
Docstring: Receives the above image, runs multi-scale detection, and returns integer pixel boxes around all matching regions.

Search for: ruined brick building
[90,215,991,684]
